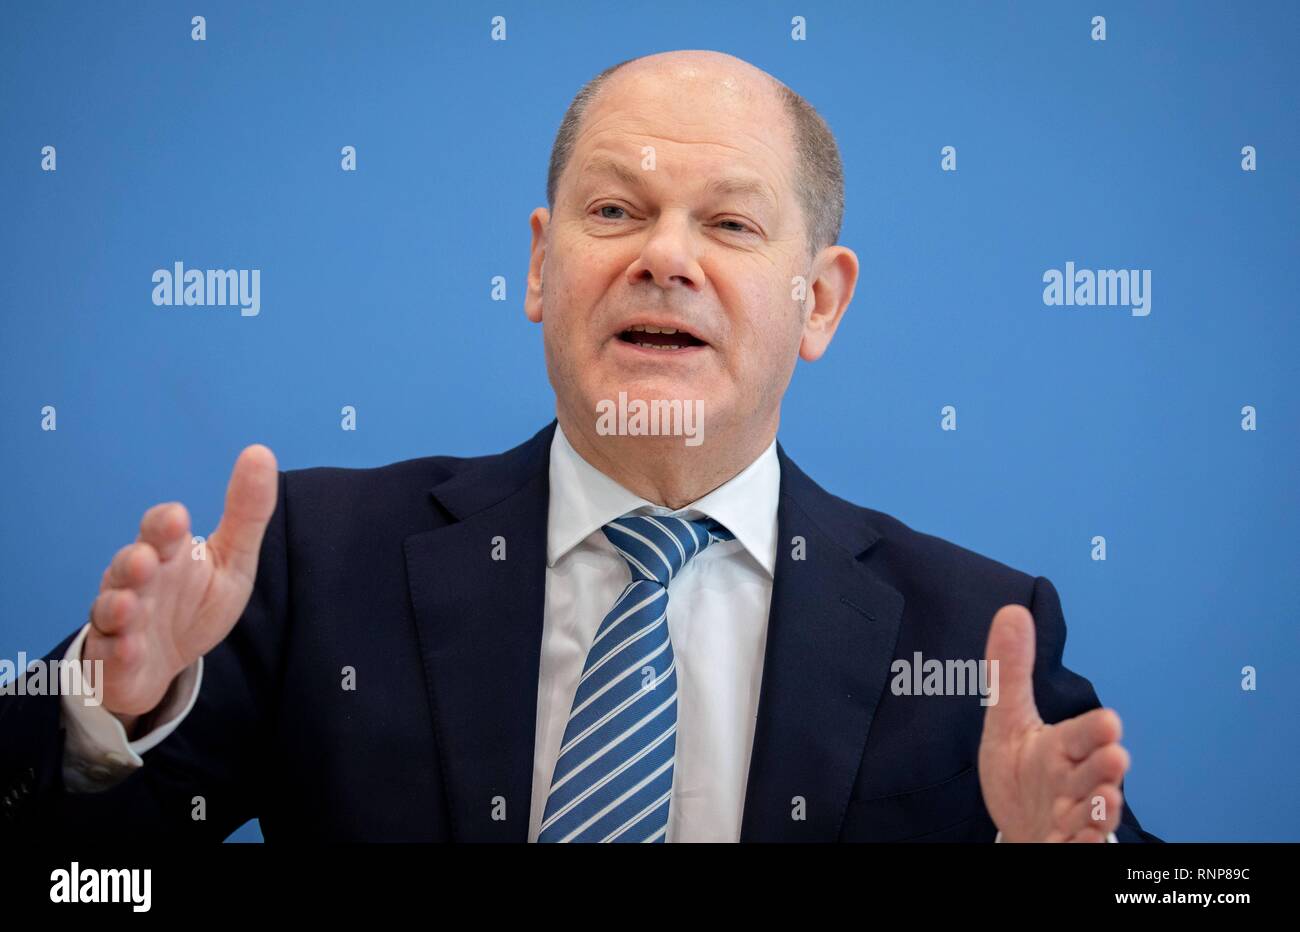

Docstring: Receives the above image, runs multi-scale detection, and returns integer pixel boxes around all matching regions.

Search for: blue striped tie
[537,512,735,843]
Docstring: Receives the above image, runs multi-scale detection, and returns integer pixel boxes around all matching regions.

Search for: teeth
[635,342,680,351]
[627,324,680,335]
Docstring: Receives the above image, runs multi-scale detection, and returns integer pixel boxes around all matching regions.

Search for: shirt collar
[546,422,780,578]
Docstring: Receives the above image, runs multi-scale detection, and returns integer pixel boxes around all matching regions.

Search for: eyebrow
[582,156,646,190]
[703,176,777,212]
[579,156,778,214]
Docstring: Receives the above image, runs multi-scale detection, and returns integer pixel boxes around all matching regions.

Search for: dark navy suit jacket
[0,421,1160,841]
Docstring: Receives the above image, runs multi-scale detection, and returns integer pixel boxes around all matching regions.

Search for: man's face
[527,59,821,449]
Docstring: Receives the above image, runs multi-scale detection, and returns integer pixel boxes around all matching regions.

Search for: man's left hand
[977,604,1130,842]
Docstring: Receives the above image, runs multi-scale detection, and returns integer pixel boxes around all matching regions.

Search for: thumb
[210,444,279,579]
[982,604,1042,737]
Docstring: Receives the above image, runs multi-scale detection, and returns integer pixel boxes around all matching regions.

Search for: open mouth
[616,324,707,351]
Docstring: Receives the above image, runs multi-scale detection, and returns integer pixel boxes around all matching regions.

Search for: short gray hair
[545,56,844,257]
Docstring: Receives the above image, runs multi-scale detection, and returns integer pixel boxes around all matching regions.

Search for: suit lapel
[740,444,906,841]
[401,423,904,842]
[403,421,556,841]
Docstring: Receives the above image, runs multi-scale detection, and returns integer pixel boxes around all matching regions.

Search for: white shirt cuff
[994,830,1119,842]
[58,622,203,792]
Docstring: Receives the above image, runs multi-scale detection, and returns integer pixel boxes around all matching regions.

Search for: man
[0,50,1158,843]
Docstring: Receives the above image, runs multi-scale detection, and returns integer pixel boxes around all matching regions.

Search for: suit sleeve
[0,470,291,841]
[1027,574,1162,843]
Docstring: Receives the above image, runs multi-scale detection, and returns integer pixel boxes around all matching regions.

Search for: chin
[589,378,717,407]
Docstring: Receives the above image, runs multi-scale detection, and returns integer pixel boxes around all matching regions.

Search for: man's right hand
[83,445,279,735]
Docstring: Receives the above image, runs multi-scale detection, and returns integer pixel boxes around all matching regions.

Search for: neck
[556,406,777,510]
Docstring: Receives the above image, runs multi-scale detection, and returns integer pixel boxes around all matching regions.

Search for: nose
[625,212,705,292]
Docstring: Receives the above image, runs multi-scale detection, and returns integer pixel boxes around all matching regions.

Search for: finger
[90,587,140,637]
[105,541,160,591]
[209,444,278,580]
[138,502,191,562]
[1058,706,1123,762]
[1062,783,1124,838]
[102,628,143,667]
[982,604,1041,736]
[1066,743,1130,800]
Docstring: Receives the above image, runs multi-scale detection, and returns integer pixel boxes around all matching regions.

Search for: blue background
[1,1,1296,842]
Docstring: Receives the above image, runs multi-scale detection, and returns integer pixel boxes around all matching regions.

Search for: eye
[717,218,757,234]
[594,204,628,220]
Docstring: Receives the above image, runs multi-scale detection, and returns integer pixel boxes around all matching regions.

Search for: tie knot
[601,513,734,588]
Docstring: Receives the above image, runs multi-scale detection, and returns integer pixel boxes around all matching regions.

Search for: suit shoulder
[283,451,468,497]
[274,447,499,533]
[270,424,555,535]
[269,454,457,540]
[852,501,1037,595]
[278,424,552,499]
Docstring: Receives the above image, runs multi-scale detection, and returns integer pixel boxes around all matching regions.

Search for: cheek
[723,276,805,369]
[547,248,620,335]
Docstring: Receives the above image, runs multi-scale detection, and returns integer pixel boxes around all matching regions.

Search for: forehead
[566,66,799,204]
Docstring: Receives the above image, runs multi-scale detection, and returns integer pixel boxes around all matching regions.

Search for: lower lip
[611,338,710,360]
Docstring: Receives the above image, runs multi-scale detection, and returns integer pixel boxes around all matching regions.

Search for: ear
[525,207,549,324]
[798,245,859,362]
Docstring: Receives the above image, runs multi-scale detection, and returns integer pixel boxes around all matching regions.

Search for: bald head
[545,50,844,257]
